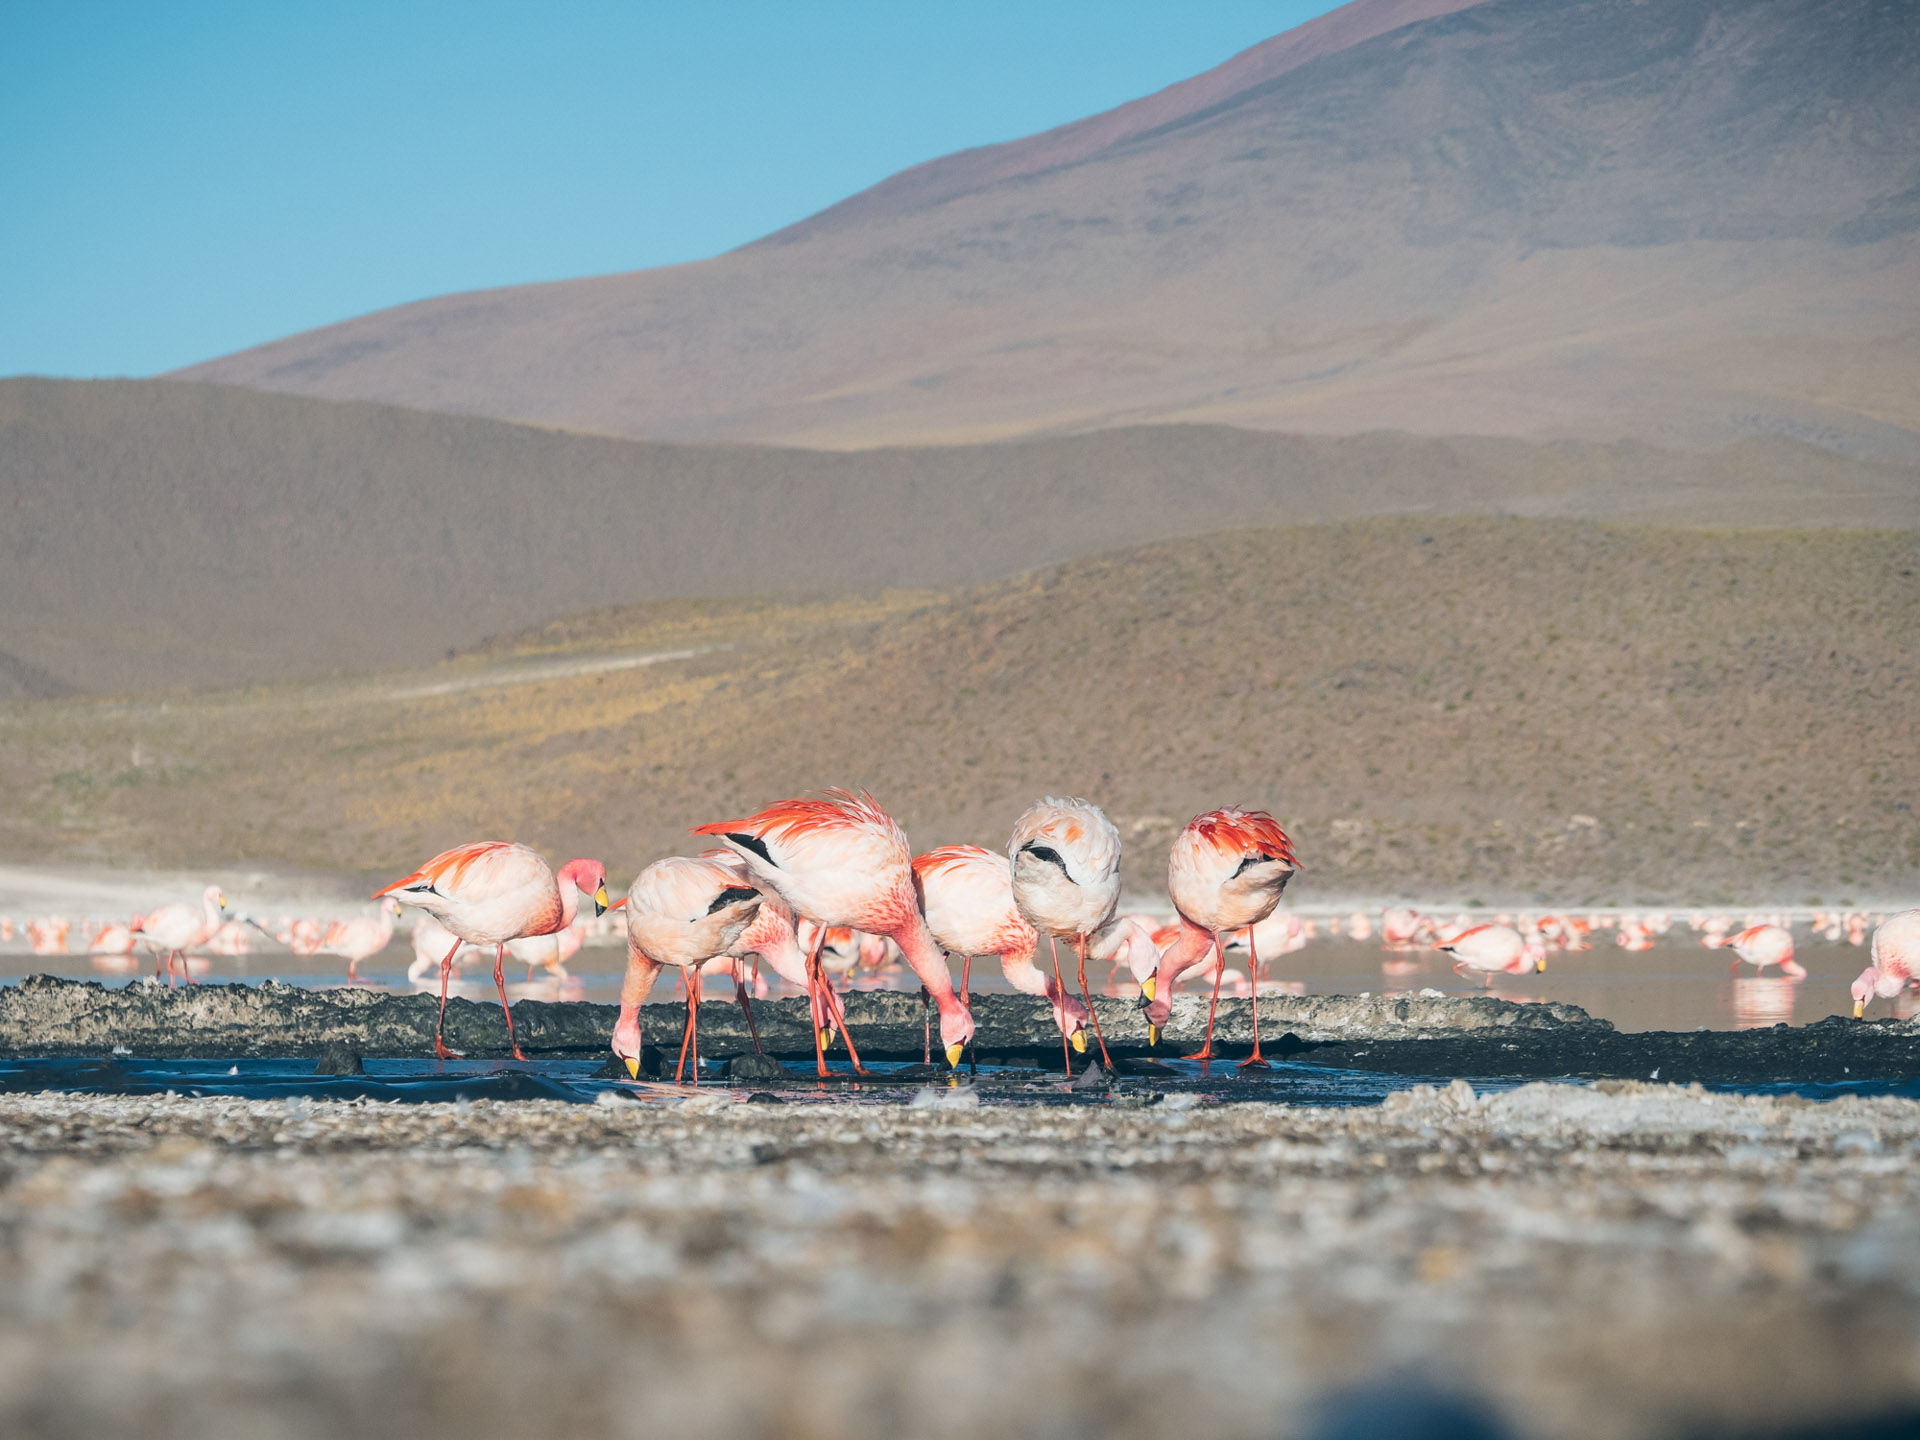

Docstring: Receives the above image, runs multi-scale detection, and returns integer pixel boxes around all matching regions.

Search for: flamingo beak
[623,1055,640,1079]
[1537,959,1547,973]
[1149,1023,1161,1047]
[1140,975,1156,1001]
[819,1027,834,1052]
[593,884,610,917]
[1070,1029,1087,1053]
[945,1041,965,1069]
[217,892,228,910]
[1854,999,1866,1019]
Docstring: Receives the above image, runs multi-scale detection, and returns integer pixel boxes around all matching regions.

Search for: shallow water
[0,1053,1911,1107]
[1,932,1898,1032]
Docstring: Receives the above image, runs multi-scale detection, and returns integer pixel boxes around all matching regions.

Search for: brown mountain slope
[5,377,1915,695]
[176,0,1920,457]
[7,518,1915,904]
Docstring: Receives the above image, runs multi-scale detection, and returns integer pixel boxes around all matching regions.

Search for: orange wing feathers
[912,844,996,881]
[373,840,517,899]
[693,789,893,842]
[1189,807,1298,867]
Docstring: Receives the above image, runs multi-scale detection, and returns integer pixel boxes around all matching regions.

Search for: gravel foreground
[2,1083,1918,1440]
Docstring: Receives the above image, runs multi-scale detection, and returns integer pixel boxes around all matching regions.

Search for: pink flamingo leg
[434,938,462,1060]
[818,981,869,1072]
[675,966,703,1085]
[1183,935,1227,1065]
[805,926,831,1078]
[1049,937,1074,1075]
[734,968,764,1054]
[1238,926,1269,1070]
[1074,933,1113,1069]
[492,944,529,1061]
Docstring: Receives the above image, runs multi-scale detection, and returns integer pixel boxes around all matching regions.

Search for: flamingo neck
[1154,917,1215,992]
[555,875,581,931]
[892,908,962,1015]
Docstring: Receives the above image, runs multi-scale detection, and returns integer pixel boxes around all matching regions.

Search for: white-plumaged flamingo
[1145,807,1299,1066]
[1853,910,1920,1018]
[376,843,609,1061]
[611,854,763,1083]
[130,885,226,986]
[694,790,974,1073]
[1440,924,1545,986]
[1008,797,1124,1069]
[1723,923,1804,979]
[913,843,1089,1065]
[319,897,401,981]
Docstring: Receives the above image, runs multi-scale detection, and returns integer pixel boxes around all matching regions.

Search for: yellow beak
[623,1056,640,1079]
[1148,1024,1161,1047]
[1070,1029,1087,1053]
[594,883,611,915]
[1538,960,1547,973]
[945,1041,965,1069]
[818,1027,834,1052]
[217,892,228,909]
[1854,999,1866,1019]
[1140,975,1156,1001]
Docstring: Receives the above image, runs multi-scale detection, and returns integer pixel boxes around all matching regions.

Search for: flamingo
[202,919,254,956]
[611,854,764,1084]
[319,897,402,981]
[1144,807,1299,1067]
[407,912,481,983]
[507,914,588,982]
[1440,924,1545,986]
[278,917,326,956]
[706,849,861,1062]
[130,885,226,986]
[1007,797,1124,1069]
[1381,907,1428,949]
[694,790,975,1073]
[89,918,140,956]
[26,917,72,955]
[375,843,609,1061]
[1852,910,1920,1018]
[913,844,1090,1065]
[1722,923,1805,979]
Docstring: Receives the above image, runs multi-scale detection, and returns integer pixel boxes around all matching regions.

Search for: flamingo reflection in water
[1731,975,1800,1029]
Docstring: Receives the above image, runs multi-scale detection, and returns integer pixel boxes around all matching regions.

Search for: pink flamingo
[278,917,326,956]
[407,912,481,982]
[1145,807,1300,1066]
[1007,797,1124,1069]
[507,915,588,982]
[914,843,1089,1066]
[694,790,975,1073]
[705,849,863,1060]
[376,843,609,1061]
[1852,910,1920,1018]
[1722,924,1804,979]
[319,897,402,981]
[612,854,764,1084]
[90,918,140,956]
[202,919,254,956]
[130,885,227,986]
[27,916,72,955]
[1441,924,1545,986]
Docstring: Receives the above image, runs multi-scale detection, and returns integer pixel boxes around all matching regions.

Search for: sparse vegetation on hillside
[2,518,1915,903]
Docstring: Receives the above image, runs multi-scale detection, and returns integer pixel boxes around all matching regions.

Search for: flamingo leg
[1049,936,1074,1075]
[491,943,529,1062]
[1182,938,1227,1065]
[921,985,931,1066]
[185,949,199,986]
[961,952,972,1001]
[818,982,869,1073]
[735,967,764,1054]
[805,926,831,1078]
[434,938,462,1060]
[1074,933,1113,1069]
[1238,926,1269,1070]
[675,966,702,1085]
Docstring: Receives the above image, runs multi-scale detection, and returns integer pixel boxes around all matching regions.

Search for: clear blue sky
[1,2,1336,379]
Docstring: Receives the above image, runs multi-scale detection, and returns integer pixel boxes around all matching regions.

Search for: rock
[724,1052,793,1082]
[313,1046,365,1076]
[1069,1061,1110,1092]
[745,1092,784,1105]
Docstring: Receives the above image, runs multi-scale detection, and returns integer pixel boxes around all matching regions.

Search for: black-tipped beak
[593,883,610,917]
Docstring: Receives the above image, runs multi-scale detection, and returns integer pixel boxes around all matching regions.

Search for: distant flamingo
[278,917,326,956]
[26,917,71,955]
[89,919,140,956]
[611,854,763,1084]
[319,897,402,981]
[407,913,481,982]
[695,790,974,1073]
[131,885,227,986]
[1008,797,1124,1069]
[507,914,587,982]
[914,844,1089,1063]
[1722,923,1805,979]
[1144,807,1299,1066]
[202,919,254,956]
[376,843,609,1061]
[1381,907,1429,949]
[1852,910,1920,1018]
[1441,924,1545,986]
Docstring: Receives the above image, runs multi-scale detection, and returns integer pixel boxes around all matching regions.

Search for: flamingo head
[611,1010,644,1080]
[1522,940,1547,974]
[559,858,611,916]
[203,884,228,912]
[1852,967,1879,1019]
[379,896,402,920]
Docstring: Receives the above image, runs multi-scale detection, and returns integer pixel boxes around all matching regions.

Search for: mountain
[174,0,1920,457]
[4,377,1914,695]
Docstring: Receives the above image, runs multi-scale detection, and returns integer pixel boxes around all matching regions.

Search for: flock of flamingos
[8,790,1920,1080]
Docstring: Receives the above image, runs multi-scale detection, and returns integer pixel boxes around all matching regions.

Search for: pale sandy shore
[0,1082,1916,1440]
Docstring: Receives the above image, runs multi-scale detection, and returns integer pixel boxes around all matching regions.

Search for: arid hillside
[4,517,1914,903]
[177,0,1920,457]
[9,377,1912,696]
